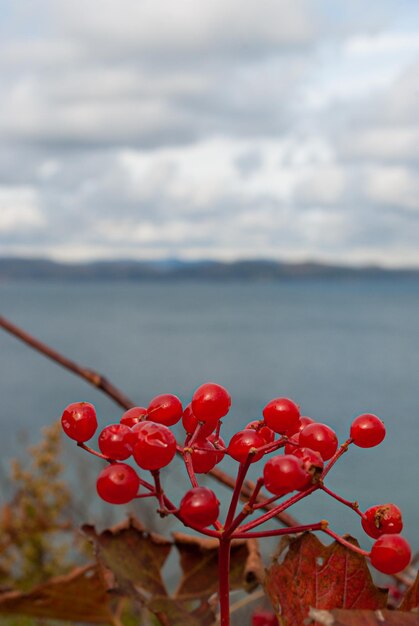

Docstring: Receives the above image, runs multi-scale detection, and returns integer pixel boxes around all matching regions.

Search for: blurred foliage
[0,423,84,591]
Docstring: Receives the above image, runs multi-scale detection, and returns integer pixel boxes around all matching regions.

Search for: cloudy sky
[1,1,419,266]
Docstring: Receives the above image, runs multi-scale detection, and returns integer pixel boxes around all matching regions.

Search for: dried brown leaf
[400,573,419,611]
[0,564,114,623]
[83,516,171,600]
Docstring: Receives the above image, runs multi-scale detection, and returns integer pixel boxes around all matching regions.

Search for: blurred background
[0,0,418,560]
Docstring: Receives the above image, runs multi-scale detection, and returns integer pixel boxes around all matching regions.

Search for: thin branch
[0,314,299,527]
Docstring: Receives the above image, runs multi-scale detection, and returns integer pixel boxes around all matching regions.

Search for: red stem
[224,457,252,530]
[320,483,365,519]
[77,442,114,462]
[321,439,352,479]
[322,527,369,557]
[233,521,326,539]
[218,538,231,626]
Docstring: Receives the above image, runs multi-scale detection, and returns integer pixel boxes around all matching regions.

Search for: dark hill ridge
[0,257,419,281]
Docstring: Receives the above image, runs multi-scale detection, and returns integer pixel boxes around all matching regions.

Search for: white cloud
[0,186,44,232]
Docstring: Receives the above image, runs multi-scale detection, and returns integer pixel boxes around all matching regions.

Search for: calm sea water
[0,279,418,553]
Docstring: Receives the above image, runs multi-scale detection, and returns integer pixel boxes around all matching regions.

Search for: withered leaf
[173,532,263,600]
[83,516,171,600]
[400,573,419,611]
[0,564,114,623]
[309,607,419,625]
[265,533,387,626]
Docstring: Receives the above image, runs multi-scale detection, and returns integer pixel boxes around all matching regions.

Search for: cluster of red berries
[61,382,412,576]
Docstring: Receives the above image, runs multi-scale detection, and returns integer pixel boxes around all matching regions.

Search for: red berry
[263,455,307,495]
[182,403,218,437]
[132,421,177,470]
[284,432,300,454]
[147,393,183,426]
[120,406,147,427]
[191,382,231,422]
[362,504,403,539]
[190,440,219,474]
[246,420,275,444]
[299,423,338,460]
[350,414,386,448]
[61,401,97,442]
[96,463,139,504]
[179,487,220,528]
[370,534,411,574]
[285,415,315,437]
[252,608,278,626]
[262,397,300,434]
[98,424,134,460]
[227,430,266,463]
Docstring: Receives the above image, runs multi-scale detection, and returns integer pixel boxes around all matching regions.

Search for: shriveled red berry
[350,414,386,448]
[190,440,219,474]
[132,421,176,470]
[98,424,134,460]
[263,454,307,495]
[179,487,220,528]
[227,430,266,463]
[252,608,278,626]
[299,423,338,460]
[292,447,324,489]
[120,406,147,427]
[191,382,231,422]
[96,463,139,504]
[262,397,300,434]
[147,393,183,426]
[246,420,275,444]
[182,403,218,437]
[362,504,403,539]
[61,401,97,442]
[370,534,411,574]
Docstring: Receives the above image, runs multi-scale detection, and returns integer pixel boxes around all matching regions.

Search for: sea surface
[0,279,418,554]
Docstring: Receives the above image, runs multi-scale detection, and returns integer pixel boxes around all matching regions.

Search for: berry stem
[322,527,369,557]
[182,450,200,488]
[233,521,327,539]
[237,485,318,534]
[320,483,365,519]
[77,442,114,462]
[225,477,265,537]
[224,457,252,530]
[218,538,231,626]
[321,438,352,478]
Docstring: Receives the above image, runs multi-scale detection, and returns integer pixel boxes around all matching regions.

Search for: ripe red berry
[182,403,218,437]
[191,382,231,422]
[179,487,220,528]
[350,414,386,448]
[246,420,275,444]
[252,608,278,626]
[98,424,134,460]
[299,423,338,461]
[263,455,307,495]
[285,415,315,437]
[362,504,403,539]
[370,534,411,574]
[96,463,139,504]
[120,406,147,427]
[132,421,177,470]
[147,393,183,426]
[190,440,219,474]
[262,397,300,434]
[227,430,266,464]
[284,432,300,454]
[61,401,98,442]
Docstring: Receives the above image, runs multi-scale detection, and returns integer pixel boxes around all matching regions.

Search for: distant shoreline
[1,257,419,282]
